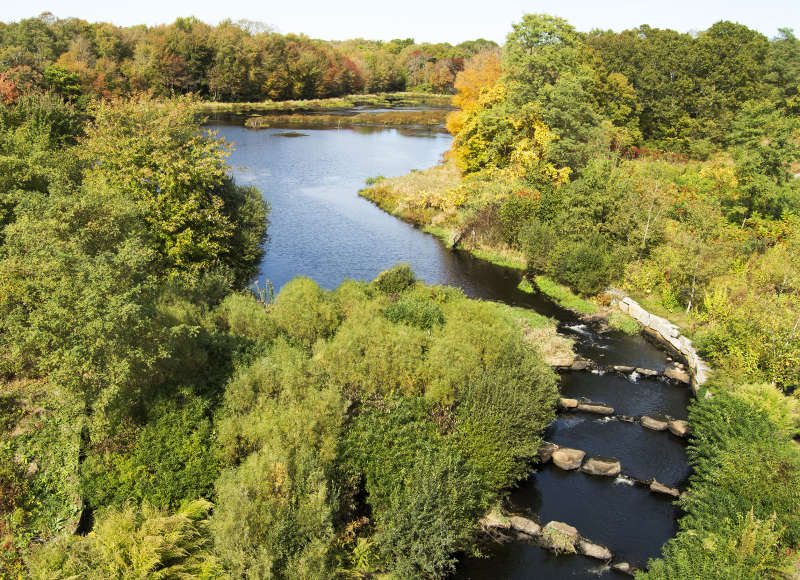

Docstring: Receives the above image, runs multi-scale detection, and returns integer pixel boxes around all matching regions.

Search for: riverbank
[359,161,527,270]
[244,109,448,130]
[197,92,453,115]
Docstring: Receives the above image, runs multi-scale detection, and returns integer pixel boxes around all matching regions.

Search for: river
[209,116,690,578]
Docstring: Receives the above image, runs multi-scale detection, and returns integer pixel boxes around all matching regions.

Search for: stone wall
[605,290,712,394]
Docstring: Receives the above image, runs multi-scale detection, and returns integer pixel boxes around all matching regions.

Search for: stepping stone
[508,515,541,537]
[635,367,660,377]
[558,397,579,409]
[552,447,585,470]
[542,521,579,553]
[650,480,680,498]
[577,403,614,415]
[613,365,635,373]
[641,414,670,431]
[581,456,621,477]
[538,443,559,464]
[612,562,635,576]
[668,419,690,437]
[479,510,510,530]
[579,539,612,560]
[665,366,691,384]
[570,359,589,371]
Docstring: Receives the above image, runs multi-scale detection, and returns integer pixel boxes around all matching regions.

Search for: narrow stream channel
[209,116,689,578]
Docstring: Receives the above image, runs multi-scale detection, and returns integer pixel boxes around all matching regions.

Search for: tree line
[0,13,498,102]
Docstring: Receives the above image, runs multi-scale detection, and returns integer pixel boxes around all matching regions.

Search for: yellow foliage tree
[445,50,502,135]
[451,82,570,186]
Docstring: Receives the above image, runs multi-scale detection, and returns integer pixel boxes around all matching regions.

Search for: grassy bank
[198,92,453,115]
[359,161,527,270]
[244,109,448,129]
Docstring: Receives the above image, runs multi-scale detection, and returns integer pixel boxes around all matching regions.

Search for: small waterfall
[566,323,591,336]
[614,474,636,486]
[628,371,640,383]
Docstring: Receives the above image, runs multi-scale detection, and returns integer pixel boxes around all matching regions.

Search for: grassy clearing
[198,92,453,114]
[608,311,641,335]
[245,109,448,129]
[533,276,599,315]
[487,303,575,366]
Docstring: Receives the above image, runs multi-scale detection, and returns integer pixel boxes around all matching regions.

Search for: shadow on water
[207,119,689,579]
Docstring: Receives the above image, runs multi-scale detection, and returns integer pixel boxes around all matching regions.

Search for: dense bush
[27,500,221,579]
[209,270,558,578]
[383,294,445,329]
[79,393,220,510]
[641,385,800,578]
[371,262,417,294]
[271,277,342,348]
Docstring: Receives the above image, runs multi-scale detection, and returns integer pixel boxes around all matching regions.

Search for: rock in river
[579,539,612,560]
[508,515,541,537]
[538,443,559,463]
[558,397,579,409]
[581,456,621,477]
[552,447,586,470]
[665,366,691,384]
[650,480,680,498]
[542,521,580,553]
[576,403,614,415]
[668,419,690,438]
[641,414,670,431]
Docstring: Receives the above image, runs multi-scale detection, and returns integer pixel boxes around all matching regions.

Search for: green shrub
[211,447,337,579]
[498,195,538,246]
[377,446,483,578]
[553,235,614,295]
[383,295,445,329]
[371,263,416,294]
[80,393,220,510]
[641,511,788,580]
[271,277,342,348]
[455,350,558,490]
[27,499,222,579]
[215,292,278,342]
[424,299,529,403]
[315,309,429,397]
[643,386,800,577]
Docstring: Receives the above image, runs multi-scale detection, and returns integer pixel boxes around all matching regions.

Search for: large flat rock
[641,414,670,431]
[650,480,680,498]
[665,366,691,384]
[508,515,541,537]
[552,447,586,470]
[581,456,622,477]
[576,403,614,415]
[558,397,579,409]
[579,539,612,560]
[668,419,690,437]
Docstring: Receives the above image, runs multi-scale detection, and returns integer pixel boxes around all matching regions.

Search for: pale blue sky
[3,0,799,44]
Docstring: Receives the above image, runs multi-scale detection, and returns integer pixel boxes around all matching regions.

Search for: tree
[79,94,268,286]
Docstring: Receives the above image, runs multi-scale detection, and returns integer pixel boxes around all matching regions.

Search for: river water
[209,118,689,578]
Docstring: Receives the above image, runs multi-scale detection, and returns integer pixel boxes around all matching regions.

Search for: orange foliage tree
[446,50,502,135]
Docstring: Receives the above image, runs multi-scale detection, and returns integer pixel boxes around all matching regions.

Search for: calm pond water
[210,118,689,578]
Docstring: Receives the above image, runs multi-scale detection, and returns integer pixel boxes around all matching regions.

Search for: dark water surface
[210,120,689,578]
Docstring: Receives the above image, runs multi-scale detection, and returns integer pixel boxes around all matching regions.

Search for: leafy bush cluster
[9,257,557,577]
[208,266,557,578]
[640,384,800,579]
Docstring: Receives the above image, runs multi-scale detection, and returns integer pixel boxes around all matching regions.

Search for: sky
[3,0,799,44]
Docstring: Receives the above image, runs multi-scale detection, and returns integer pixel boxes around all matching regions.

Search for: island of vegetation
[0,10,799,580]
[361,13,800,578]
